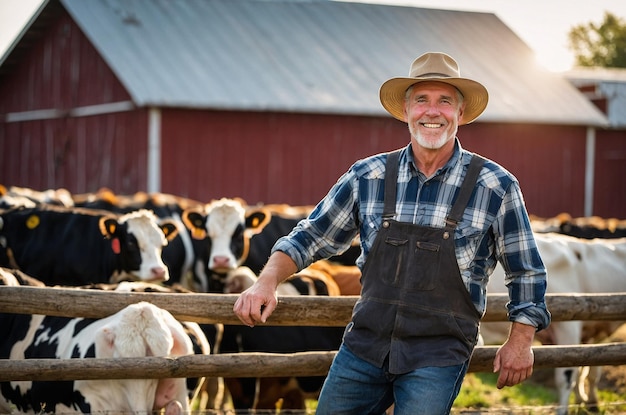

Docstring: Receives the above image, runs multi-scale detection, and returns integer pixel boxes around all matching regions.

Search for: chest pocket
[361,228,442,291]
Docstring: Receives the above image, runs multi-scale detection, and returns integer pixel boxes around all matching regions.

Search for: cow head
[99,209,178,283]
[79,301,193,413]
[181,198,270,292]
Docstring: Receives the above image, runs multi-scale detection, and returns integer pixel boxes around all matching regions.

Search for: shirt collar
[404,138,464,181]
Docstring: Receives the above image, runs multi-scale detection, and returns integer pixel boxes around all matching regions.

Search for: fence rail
[1,286,626,325]
[1,286,626,382]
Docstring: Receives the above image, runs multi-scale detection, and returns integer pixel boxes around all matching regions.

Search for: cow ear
[99,216,119,239]
[157,309,193,356]
[182,210,207,240]
[245,208,271,235]
[160,221,179,241]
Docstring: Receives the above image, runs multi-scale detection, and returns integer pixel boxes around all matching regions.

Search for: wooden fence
[1,286,626,381]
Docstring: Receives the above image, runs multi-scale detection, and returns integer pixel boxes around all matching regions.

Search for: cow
[299,259,362,296]
[77,280,220,409]
[0,204,178,286]
[0,184,74,208]
[73,188,205,288]
[531,213,626,239]
[181,198,270,293]
[177,199,361,410]
[243,203,361,275]
[0,299,194,414]
[220,265,345,411]
[0,267,45,287]
[224,265,342,297]
[480,233,626,414]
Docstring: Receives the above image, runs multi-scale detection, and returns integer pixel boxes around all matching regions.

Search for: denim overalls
[343,150,485,374]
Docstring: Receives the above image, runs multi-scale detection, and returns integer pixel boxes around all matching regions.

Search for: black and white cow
[78,280,218,407]
[242,203,361,275]
[0,298,194,414]
[481,233,626,414]
[220,265,344,410]
[73,189,212,289]
[181,198,270,293]
[0,204,178,286]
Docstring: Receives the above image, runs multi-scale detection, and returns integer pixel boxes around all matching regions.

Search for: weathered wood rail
[1,286,626,325]
[3,343,626,382]
[1,286,626,382]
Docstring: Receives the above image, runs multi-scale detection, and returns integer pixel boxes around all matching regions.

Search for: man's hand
[493,322,536,388]
[232,251,298,327]
[233,278,278,327]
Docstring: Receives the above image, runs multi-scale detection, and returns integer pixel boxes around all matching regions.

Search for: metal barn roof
[564,67,626,128]
[3,0,609,126]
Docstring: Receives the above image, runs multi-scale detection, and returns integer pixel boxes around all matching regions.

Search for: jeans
[315,344,468,415]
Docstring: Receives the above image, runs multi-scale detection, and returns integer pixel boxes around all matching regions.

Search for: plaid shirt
[274,140,550,330]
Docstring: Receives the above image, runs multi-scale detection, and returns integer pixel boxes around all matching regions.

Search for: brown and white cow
[481,233,626,414]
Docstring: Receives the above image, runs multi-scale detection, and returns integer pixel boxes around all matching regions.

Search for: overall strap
[445,154,486,229]
[383,150,401,220]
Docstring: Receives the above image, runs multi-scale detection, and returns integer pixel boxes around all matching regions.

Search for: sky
[0,0,625,72]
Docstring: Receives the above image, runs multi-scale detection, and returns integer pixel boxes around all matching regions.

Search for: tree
[568,11,626,68]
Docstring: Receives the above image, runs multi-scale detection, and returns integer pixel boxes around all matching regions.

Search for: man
[233,52,550,414]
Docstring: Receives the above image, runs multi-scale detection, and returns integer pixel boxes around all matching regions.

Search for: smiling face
[404,81,465,151]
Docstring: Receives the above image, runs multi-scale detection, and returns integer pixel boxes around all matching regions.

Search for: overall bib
[343,150,485,374]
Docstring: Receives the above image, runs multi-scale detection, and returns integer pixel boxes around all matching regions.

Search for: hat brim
[379,77,488,125]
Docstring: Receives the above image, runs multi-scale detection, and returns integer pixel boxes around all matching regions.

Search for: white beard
[409,122,457,150]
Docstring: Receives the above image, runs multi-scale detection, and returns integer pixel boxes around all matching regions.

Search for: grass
[453,372,558,410]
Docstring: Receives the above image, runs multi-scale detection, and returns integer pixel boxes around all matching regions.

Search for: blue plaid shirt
[274,140,550,330]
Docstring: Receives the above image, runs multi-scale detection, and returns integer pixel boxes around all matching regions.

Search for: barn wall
[159,109,408,205]
[1,111,149,194]
[0,11,131,113]
[0,8,147,194]
[459,123,589,218]
[593,129,626,218]
[159,110,612,219]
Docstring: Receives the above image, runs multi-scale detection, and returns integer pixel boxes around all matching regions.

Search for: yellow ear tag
[251,217,260,227]
[192,228,205,240]
[26,215,40,229]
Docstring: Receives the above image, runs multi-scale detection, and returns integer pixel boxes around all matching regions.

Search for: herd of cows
[0,184,625,414]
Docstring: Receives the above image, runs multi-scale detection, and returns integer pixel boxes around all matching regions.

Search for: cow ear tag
[191,227,205,240]
[26,214,40,229]
[111,238,121,254]
[99,217,119,239]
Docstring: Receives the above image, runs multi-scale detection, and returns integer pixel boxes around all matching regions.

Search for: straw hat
[379,52,488,125]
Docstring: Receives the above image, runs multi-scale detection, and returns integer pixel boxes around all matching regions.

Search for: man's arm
[493,321,536,388]
[233,251,298,327]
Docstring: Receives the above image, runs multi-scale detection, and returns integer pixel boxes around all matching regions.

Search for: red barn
[1,0,621,218]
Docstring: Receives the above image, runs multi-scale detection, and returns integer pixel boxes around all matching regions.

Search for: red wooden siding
[159,109,408,205]
[460,123,588,218]
[594,129,626,218]
[0,11,131,113]
[1,111,149,194]
[0,8,146,195]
